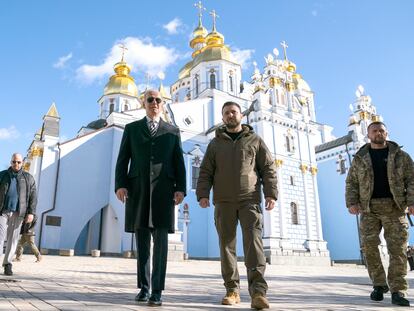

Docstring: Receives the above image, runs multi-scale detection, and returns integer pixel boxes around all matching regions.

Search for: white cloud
[76,37,180,84]
[0,126,20,140]
[53,52,73,69]
[163,18,183,35]
[231,48,255,69]
[311,10,318,17]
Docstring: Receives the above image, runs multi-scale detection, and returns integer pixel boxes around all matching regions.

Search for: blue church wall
[55,129,116,249]
[317,158,361,261]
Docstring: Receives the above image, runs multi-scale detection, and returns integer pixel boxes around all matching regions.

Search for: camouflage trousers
[360,198,409,293]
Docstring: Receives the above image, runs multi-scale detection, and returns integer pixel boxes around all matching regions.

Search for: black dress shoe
[148,291,162,307]
[392,292,410,306]
[4,264,13,276]
[370,285,389,301]
[135,289,150,302]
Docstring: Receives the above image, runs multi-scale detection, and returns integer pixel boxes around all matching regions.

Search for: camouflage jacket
[345,141,414,212]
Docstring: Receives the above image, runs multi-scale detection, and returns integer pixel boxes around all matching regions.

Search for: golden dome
[190,22,208,50]
[349,115,358,125]
[205,30,225,47]
[103,61,138,97]
[285,60,296,73]
[193,45,235,67]
[293,73,311,92]
[193,24,208,38]
[371,114,381,122]
[178,60,193,79]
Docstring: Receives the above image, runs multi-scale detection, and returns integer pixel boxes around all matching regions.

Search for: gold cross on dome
[210,9,219,31]
[280,41,288,60]
[194,1,206,18]
[118,44,128,62]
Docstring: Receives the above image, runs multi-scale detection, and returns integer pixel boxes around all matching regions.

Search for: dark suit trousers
[135,228,168,291]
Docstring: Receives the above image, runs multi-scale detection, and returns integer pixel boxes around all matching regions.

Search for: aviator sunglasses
[147,96,162,104]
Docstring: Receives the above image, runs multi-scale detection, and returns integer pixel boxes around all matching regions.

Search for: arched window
[285,131,295,153]
[281,93,286,107]
[229,74,233,92]
[337,155,347,175]
[191,156,202,189]
[124,104,128,111]
[109,103,114,114]
[291,202,299,225]
[194,75,199,96]
[290,176,294,185]
[269,89,273,106]
[286,136,291,152]
[210,72,216,89]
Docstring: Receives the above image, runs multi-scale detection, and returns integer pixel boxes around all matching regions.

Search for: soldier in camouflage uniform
[346,121,414,307]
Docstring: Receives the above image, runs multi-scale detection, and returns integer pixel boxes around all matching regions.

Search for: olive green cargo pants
[214,202,268,297]
[360,198,409,293]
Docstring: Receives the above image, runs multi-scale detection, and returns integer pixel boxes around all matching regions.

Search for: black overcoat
[115,117,186,233]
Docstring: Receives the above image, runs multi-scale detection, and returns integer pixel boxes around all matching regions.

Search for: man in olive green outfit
[15,215,41,262]
[346,121,414,307]
[196,101,277,310]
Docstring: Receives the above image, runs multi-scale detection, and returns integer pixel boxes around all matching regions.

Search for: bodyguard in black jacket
[0,153,37,276]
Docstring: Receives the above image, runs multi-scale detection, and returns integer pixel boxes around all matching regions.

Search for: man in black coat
[0,153,37,276]
[115,89,186,306]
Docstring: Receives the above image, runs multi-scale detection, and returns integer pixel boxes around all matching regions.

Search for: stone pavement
[0,255,413,310]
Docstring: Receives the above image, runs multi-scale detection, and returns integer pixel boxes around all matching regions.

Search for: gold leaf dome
[205,30,224,47]
[285,60,297,73]
[192,24,208,39]
[349,115,358,125]
[293,73,311,92]
[103,61,138,97]
[193,45,234,67]
[190,24,208,58]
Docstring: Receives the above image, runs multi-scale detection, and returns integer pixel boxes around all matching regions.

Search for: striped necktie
[149,121,157,137]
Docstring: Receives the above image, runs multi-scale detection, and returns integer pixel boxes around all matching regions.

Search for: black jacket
[0,168,37,217]
[115,118,186,233]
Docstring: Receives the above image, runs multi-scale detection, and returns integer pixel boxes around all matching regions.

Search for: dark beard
[225,119,240,129]
[371,137,386,144]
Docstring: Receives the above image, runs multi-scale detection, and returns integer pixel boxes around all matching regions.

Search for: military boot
[392,292,410,306]
[221,291,240,305]
[251,293,270,310]
[370,285,389,301]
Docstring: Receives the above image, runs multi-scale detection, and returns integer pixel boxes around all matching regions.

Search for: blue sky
[1,0,414,168]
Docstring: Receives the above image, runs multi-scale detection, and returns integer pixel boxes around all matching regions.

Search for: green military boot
[392,292,410,306]
[370,285,389,301]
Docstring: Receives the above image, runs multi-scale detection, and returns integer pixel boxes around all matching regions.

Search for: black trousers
[135,228,168,291]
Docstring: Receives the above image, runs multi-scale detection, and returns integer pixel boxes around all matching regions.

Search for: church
[23,5,382,265]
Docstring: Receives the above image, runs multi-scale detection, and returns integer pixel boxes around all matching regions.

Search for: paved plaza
[0,255,413,310]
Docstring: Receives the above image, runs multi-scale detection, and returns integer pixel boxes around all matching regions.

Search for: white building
[25,8,333,265]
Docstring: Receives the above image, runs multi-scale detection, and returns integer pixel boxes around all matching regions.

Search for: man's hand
[174,192,185,205]
[408,205,414,215]
[348,204,360,215]
[25,214,34,223]
[265,197,276,211]
[116,188,128,203]
[199,198,210,208]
